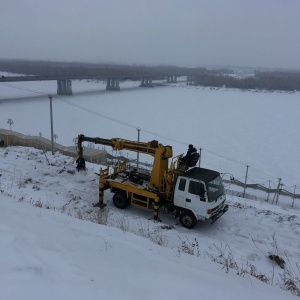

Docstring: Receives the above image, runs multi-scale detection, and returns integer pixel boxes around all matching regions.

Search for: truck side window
[178,178,186,191]
[188,180,205,197]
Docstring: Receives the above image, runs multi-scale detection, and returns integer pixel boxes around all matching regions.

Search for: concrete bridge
[0,74,195,95]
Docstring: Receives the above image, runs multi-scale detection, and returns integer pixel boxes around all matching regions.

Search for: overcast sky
[1,0,299,69]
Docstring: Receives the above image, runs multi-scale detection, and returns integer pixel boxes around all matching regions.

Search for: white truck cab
[173,167,228,229]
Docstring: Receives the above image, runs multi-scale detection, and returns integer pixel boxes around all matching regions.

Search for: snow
[1,75,300,299]
[0,147,299,299]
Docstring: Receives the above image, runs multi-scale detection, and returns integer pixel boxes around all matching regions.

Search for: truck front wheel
[179,211,197,229]
[113,192,129,209]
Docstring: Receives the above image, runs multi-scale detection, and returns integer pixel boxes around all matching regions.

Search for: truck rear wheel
[179,211,197,229]
[113,192,129,209]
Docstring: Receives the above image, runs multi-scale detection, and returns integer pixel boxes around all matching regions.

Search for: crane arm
[77,134,172,158]
[77,134,174,191]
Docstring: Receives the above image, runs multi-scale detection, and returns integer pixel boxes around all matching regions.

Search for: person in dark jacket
[180,144,197,167]
[76,156,86,171]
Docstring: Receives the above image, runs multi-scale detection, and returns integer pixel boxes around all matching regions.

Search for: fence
[0,129,107,164]
[223,178,300,208]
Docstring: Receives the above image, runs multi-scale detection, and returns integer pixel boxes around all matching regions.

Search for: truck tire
[113,192,129,209]
[179,211,197,229]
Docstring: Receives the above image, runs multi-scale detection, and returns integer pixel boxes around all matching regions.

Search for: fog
[1,0,299,69]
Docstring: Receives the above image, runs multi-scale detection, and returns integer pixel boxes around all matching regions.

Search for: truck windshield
[207,176,224,202]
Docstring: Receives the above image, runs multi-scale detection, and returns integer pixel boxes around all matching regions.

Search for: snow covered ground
[1,74,300,298]
[0,146,299,299]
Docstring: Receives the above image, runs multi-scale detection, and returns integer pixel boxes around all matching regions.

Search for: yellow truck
[77,134,228,229]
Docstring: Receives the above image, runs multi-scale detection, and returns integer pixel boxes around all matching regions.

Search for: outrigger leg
[93,188,107,208]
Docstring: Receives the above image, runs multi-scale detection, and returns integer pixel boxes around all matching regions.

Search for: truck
[77,134,228,229]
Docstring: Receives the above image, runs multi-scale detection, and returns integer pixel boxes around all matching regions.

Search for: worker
[180,144,197,167]
[76,156,86,171]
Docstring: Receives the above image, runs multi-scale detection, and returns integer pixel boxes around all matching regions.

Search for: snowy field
[1,73,300,298]
[0,146,300,299]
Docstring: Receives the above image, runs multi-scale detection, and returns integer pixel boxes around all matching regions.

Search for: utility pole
[243,165,249,198]
[198,148,202,168]
[49,95,54,155]
[137,127,140,171]
[7,118,14,131]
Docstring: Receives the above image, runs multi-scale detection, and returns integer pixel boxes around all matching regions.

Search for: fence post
[292,185,296,208]
[243,165,249,198]
[272,178,282,205]
[266,180,271,202]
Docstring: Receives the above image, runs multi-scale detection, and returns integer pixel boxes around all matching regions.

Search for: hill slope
[0,146,299,299]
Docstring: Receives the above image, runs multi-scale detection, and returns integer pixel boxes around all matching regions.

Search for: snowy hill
[1,146,299,299]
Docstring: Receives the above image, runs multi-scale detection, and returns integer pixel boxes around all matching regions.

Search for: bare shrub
[178,237,200,257]
[149,228,168,246]
[205,243,238,273]
[115,215,129,233]
[136,223,168,246]
[18,196,25,202]
[34,199,43,208]
[75,209,84,220]
[87,207,109,225]
[280,269,300,297]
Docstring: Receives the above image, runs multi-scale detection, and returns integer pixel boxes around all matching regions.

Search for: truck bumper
[210,204,229,224]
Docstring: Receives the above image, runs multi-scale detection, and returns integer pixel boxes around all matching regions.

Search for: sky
[1,0,300,69]
[1,146,300,299]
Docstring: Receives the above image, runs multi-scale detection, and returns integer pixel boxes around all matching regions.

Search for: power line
[1,82,47,95]
[56,97,137,129]
[249,165,279,180]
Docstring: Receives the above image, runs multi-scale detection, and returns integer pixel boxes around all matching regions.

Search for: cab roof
[181,167,220,183]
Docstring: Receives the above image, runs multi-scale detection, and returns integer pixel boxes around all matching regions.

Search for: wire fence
[223,178,300,208]
[0,129,107,164]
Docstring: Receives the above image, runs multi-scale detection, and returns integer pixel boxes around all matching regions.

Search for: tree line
[193,71,300,91]
[0,59,206,79]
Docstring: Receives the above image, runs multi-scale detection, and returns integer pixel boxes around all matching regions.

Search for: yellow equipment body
[77,134,182,220]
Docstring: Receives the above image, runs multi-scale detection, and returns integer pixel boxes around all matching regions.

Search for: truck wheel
[179,211,197,229]
[113,192,128,209]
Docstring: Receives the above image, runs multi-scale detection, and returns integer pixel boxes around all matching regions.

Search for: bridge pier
[187,75,194,85]
[106,78,120,91]
[140,77,154,87]
[57,79,72,95]
[167,76,177,83]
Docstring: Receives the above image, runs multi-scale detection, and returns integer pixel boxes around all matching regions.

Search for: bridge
[0,74,194,95]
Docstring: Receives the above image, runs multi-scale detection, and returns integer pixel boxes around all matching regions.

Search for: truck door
[174,177,188,207]
[184,179,207,217]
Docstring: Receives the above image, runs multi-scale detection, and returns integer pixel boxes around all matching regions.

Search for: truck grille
[211,200,225,216]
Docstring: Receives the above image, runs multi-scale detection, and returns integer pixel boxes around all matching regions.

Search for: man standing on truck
[180,144,197,168]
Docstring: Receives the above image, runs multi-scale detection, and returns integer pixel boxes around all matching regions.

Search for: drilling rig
[77,134,228,229]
